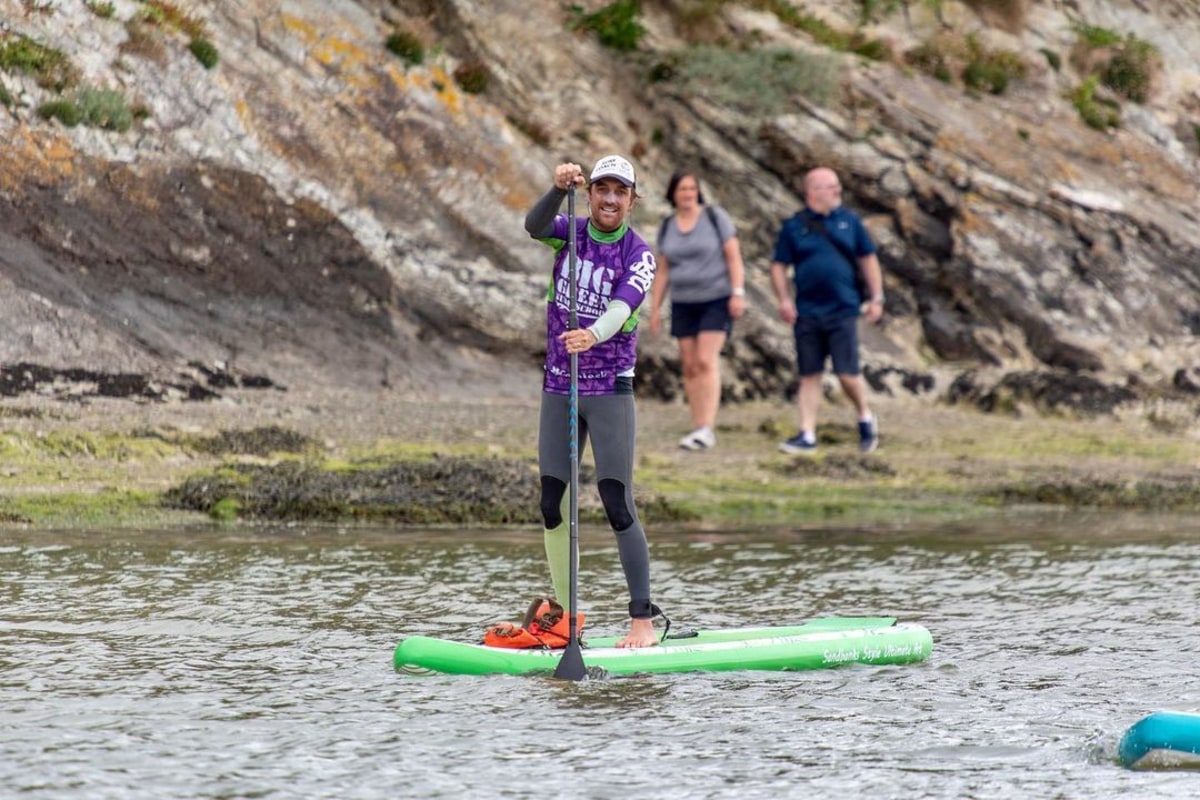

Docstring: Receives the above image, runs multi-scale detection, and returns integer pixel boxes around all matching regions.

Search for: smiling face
[587,177,635,232]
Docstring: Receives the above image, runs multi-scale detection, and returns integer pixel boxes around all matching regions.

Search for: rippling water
[4,513,1200,799]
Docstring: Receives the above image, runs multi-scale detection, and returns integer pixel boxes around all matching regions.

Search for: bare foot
[616,617,658,648]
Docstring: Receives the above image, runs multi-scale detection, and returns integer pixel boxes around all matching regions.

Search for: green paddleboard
[394,617,932,676]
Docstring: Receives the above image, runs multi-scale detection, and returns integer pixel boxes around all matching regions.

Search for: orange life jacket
[483,597,585,649]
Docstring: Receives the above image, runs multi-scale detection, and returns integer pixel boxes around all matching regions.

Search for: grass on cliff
[906,31,1026,95]
[653,44,841,113]
[0,32,80,91]
[39,86,136,132]
[86,1,116,18]
[1065,24,1161,129]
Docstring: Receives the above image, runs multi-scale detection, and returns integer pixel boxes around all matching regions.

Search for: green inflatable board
[394,617,933,676]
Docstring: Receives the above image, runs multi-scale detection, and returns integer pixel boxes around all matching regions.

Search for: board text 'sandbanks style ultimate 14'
[394,617,933,677]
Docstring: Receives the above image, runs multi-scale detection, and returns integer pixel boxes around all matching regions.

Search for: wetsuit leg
[538,391,583,610]
[585,393,653,617]
[540,475,566,529]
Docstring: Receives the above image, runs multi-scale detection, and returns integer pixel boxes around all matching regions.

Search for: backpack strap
[658,206,722,248]
[806,215,868,302]
[705,205,721,239]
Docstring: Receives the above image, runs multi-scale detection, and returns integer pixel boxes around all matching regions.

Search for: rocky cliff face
[0,0,1197,413]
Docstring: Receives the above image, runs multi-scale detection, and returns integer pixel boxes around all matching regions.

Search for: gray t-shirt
[656,205,737,304]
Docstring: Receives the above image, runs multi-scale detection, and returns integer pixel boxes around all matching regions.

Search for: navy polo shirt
[773,207,876,319]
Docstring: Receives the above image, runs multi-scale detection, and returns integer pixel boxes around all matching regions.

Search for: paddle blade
[552,641,587,681]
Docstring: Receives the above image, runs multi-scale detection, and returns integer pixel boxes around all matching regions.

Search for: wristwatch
[732,287,746,297]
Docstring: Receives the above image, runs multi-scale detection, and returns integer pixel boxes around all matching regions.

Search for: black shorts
[670,297,733,339]
[794,314,860,376]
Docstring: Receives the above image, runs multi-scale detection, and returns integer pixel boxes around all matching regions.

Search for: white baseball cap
[589,154,636,187]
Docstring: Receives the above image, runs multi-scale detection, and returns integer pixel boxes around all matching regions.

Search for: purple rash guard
[540,214,656,396]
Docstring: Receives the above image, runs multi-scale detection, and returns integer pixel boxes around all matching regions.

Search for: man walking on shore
[769,166,884,455]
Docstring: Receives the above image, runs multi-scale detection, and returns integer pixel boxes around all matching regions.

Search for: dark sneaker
[778,432,817,455]
[858,415,879,453]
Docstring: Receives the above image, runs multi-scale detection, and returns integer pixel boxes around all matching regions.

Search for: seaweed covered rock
[164,452,695,525]
[164,456,543,524]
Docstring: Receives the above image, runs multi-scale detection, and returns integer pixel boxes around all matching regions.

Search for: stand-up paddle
[554,182,587,682]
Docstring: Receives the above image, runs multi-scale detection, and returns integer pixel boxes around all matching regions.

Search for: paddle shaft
[567,184,580,634]
[553,183,586,680]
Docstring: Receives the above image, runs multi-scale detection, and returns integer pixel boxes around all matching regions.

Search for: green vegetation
[0,32,80,92]
[1102,35,1158,102]
[188,36,219,69]
[189,426,318,457]
[453,60,489,94]
[907,32,1025,95]
[135,0,208,39]
[961,35,1025,94]
[758,0,891,60]
[0,393,1198,529]
[1070,75,1120,131]
[76,86,134,131]
[0,488,173,529]
[86,0,117,18]
[134,0,215,70]
[384,28,424,66]
[208,497,242,521]
[39,87,135,132]
[650,0,890,58]
[855,0,903,25]
[908,38,954,83]
[0,424,328,528]
[1073,25,1160,104]
[569,0,645,51]
[987,479,1200,512]
[37,98,82,126]
[1067,25,1158,129]
[120,21,168,64]
[135,1,167,25]
[1074,24,1122,49]
[660,44,841,113]
[573,0,891,62]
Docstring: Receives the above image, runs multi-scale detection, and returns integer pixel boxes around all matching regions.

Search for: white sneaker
[679,427,716,451]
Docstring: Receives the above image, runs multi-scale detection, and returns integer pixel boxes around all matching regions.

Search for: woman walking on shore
[648,170,746,451]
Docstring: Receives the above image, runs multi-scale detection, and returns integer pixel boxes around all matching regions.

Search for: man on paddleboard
[524,155,659,649]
